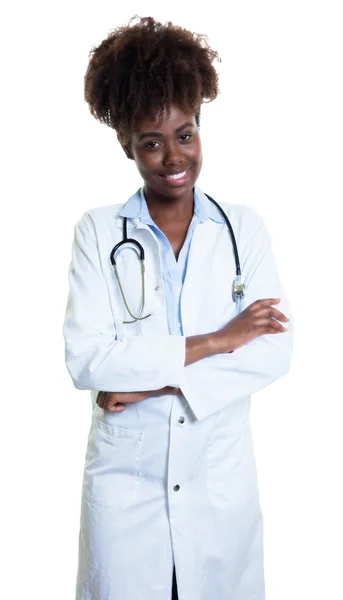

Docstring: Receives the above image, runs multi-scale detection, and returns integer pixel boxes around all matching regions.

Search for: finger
[103,392,118,411]
[268,308,289,322]
[255,307,289,322]
[105,402,126,412]
[249,298,281,311]
[255,318,288,333]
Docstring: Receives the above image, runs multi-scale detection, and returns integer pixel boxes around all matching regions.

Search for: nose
[162,141,185,167]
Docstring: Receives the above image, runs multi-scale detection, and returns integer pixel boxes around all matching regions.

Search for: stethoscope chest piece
[232,276,245,303]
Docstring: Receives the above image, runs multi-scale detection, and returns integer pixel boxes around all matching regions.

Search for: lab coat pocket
[206,422,259,510]
[83,417,144,509]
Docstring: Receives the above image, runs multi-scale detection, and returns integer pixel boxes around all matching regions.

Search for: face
[125,104,202,204]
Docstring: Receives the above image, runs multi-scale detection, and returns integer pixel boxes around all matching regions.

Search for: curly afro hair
[84,16,221,146]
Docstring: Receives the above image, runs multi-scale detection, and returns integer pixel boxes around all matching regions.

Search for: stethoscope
[110,194,245,323]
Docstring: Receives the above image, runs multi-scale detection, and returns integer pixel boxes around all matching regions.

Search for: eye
[144,141,160,149]
[180,134,193,142]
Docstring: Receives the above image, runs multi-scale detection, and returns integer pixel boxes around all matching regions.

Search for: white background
[2,1,343,598]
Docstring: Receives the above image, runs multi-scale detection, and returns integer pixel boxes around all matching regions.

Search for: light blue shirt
[119,185,224,336]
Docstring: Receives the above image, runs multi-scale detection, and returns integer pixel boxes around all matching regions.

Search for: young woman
[63,16,293,600]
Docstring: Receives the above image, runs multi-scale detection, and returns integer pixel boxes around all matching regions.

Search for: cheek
[134,153,159,176]
[189,139,202,163]
[197,139,203,161]
[193,147,203,172]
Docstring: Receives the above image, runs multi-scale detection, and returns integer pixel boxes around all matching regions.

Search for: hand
[213,298,289,354]
[96,386,181,412]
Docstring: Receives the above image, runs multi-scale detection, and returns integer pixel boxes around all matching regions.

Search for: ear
[117,133,134,160]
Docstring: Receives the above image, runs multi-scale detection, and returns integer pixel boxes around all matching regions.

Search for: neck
[144,187,194,225]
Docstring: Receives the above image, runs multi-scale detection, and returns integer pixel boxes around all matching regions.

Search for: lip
[158,168,191,187]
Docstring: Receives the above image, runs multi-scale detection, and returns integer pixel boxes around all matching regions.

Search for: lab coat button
[173,485,180,492]
[178,416,185,424]
[154,285,160,291]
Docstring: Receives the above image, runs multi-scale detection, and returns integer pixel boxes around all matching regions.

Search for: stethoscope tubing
[203,194,241,277]
[110,193,244,322]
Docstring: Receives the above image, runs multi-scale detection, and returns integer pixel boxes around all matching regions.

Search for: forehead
[133,104,197,134]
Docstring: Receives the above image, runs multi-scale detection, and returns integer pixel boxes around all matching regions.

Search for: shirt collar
[119,185,225,224]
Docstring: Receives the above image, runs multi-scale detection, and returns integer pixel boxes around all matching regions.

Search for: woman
[63,16,293,600]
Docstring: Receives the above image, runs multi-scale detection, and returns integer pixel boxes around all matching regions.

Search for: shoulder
[215,199,265,237]
[208,197,272,263]
[74,202,125,233]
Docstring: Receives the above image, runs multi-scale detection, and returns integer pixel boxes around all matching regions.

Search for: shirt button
[178,416,185,424]
[173,485,180,492]
[154,285,160,291]
[176,322,182,328]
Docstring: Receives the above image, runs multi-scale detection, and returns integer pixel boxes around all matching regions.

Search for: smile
[164,170,188,180]
[158,168,191,186]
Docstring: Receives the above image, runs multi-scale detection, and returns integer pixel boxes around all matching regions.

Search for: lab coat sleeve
[62,212,186,391]
[179,211,294,421]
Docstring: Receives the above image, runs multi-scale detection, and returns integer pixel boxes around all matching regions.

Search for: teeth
[165,170,187,180]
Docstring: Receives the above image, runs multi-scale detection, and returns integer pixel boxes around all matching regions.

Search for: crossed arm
[65,212,292,420]
[95,332,225,411]
[96,386,182,412]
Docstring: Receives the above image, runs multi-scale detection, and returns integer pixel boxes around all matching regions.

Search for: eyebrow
[137,121,195,141]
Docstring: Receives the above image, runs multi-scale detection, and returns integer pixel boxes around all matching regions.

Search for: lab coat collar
[115,185,225,229]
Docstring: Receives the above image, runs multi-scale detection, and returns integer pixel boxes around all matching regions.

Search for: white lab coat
[63,192,293,600]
